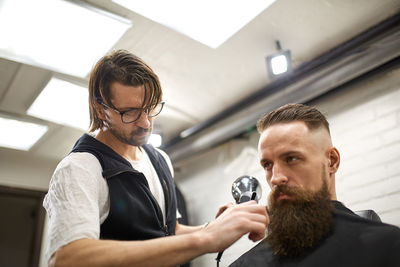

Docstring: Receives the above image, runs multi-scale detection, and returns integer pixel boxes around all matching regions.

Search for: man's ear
[328,147,340,174]
[95,102,106,121]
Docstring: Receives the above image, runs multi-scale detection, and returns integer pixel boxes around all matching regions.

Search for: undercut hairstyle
[257,103,330,135]
[88,49,162,132]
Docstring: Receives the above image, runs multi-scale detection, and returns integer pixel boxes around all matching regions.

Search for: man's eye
[124,109,141,118]
[286,156,298,163]
[126,109,140,115]
[263,162,273,170]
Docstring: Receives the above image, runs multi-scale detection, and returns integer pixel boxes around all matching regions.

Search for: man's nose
[270,164,289,186]
[135,110,151,128]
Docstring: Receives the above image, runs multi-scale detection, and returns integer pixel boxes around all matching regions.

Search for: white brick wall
[174,68,400,267]
[318,68,400,225]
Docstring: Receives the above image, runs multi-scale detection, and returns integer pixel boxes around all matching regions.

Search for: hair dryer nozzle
[231,175,262,204]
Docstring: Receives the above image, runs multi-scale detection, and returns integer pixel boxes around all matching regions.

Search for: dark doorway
[0,185,46,267]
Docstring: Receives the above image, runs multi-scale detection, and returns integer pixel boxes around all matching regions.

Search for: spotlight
[266,40,291,79]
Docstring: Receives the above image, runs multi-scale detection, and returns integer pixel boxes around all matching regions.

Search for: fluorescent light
[0,117,48,151]
[27,78,89,130]
[112,0,275,48]
[0,0,131,77]
[148,134,162,147]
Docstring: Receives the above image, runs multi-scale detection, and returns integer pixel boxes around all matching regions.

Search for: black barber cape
[230,201,400,267]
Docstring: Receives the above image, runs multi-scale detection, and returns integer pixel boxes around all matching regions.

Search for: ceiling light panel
[112,0,275,48]
[0,117,48,151]
[27,78,90,130]
[0,0,131,77]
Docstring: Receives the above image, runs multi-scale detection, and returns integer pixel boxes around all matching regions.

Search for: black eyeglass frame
[100,101,165,124]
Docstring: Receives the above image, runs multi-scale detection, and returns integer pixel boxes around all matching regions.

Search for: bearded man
[229,103,400,267]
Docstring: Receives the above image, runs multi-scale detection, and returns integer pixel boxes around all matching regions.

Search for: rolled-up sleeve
[43,152,108,261]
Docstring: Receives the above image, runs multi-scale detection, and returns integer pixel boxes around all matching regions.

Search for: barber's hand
[215,202,233,218]
[202,201,269,253]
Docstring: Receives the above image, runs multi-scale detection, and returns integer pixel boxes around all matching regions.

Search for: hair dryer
[216,175,262,266]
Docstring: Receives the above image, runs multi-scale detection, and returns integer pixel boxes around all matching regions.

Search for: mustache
[272,184,297,196]
[271,184,313,202]
[132,127,151,135]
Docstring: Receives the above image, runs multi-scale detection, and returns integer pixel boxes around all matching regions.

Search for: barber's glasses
[101,101,165,124]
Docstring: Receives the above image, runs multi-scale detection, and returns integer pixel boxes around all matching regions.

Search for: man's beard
[108,123,152,147]
[265,178,334,259]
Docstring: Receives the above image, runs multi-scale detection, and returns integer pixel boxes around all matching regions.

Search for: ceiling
[0,0,399,164]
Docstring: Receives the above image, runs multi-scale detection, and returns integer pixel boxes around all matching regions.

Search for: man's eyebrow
[118,102,156,110]
[259,150,302,162]
[279,150,303,158]
[116,105,142,111]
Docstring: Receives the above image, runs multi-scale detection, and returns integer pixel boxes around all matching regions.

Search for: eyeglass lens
[122,103,163,123]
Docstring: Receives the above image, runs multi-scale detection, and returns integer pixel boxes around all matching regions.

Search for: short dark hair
[88,49,162,132]
[257,103,330,134]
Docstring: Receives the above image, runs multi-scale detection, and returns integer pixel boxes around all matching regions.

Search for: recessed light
[113,0,275,48]
[27,78,89,130]
[0,117,48,151]
[0,0,131,77]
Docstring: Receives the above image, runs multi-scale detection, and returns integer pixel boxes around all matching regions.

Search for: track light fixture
[266,40,291,79]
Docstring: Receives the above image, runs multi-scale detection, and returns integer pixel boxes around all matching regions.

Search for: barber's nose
[135,111,151,128]
[270,165,288,186]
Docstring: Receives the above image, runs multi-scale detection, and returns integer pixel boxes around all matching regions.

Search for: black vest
[71,134,177,240]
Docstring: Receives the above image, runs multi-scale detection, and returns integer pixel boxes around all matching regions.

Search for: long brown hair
[88,49,162,132]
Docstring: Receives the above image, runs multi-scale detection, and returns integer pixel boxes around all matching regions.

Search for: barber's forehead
[109,82,144,100]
